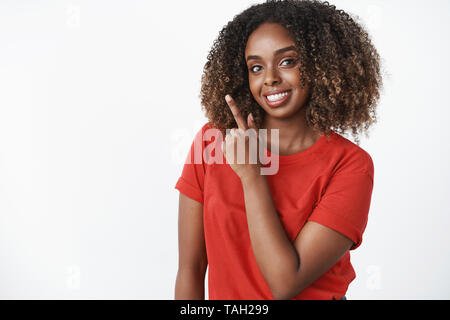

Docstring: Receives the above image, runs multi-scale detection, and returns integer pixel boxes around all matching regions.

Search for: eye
[249,59,297,74]
[281,58,296,66]
[249,65,262,73]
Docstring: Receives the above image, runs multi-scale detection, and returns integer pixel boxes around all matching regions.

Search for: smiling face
[245,23,310,122]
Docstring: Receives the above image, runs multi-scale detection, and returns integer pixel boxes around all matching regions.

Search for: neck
[262,108,321,155]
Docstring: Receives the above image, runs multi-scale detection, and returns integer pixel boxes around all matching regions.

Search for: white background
[0,0,449,299]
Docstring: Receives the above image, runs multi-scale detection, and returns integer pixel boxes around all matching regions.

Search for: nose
[264,66,281,86]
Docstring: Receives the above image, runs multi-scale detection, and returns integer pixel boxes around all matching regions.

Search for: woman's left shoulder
[328,132,374,178]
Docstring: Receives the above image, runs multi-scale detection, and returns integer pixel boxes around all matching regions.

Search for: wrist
[240,169,263,186]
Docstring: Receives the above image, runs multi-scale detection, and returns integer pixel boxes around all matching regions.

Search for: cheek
[285,70,302,87]
[248,78,261,98]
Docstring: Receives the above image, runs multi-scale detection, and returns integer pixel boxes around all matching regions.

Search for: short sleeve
[307,170,374,250]
[174,125,208,204]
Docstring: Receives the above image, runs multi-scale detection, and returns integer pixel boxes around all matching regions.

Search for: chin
[265,103,304,119]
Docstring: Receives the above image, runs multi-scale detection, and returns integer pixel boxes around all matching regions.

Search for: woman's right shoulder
[195,121,223,142]
[200,121,214,133]
[192,121,224,166]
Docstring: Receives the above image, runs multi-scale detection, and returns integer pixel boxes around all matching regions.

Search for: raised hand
[222,94,261,181]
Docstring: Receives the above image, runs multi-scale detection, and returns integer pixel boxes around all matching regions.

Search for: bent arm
[240,174,299,299]
[241,174,353,300]
[175,193,208,300]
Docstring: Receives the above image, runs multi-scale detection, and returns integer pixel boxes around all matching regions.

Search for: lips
[263,89,292,108]
[263,89,291,97]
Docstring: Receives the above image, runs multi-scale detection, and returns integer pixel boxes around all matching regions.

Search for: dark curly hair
[199,0,382,144]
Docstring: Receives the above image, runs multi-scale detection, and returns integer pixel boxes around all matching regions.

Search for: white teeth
[267,91,289,102]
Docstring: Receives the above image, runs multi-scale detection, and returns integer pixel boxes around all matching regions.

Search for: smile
[264,90,292,108]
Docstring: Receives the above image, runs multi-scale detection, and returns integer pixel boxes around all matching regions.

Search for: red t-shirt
[175,122,374,300]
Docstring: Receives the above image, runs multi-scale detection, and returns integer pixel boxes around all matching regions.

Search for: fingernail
[225,95,231,102]
[250,113,254,121]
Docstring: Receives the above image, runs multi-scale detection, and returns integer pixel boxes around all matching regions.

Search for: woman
[174,0,382,300]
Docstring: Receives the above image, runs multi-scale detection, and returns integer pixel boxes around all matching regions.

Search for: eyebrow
[246,45,297,62]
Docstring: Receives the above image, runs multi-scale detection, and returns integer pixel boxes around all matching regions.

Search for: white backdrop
[0,0,449,299]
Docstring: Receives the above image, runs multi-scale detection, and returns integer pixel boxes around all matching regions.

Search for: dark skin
[175,23,354,300]
[175,193,207,299]
[246,22,321,155]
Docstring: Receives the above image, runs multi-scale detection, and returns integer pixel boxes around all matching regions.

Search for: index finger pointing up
[225,94,248,130]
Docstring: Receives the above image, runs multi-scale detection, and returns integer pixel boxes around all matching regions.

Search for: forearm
[240,174,300,299]
[174,268,206,300]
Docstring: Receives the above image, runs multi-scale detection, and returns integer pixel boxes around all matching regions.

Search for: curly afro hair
[199,0,382,144]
